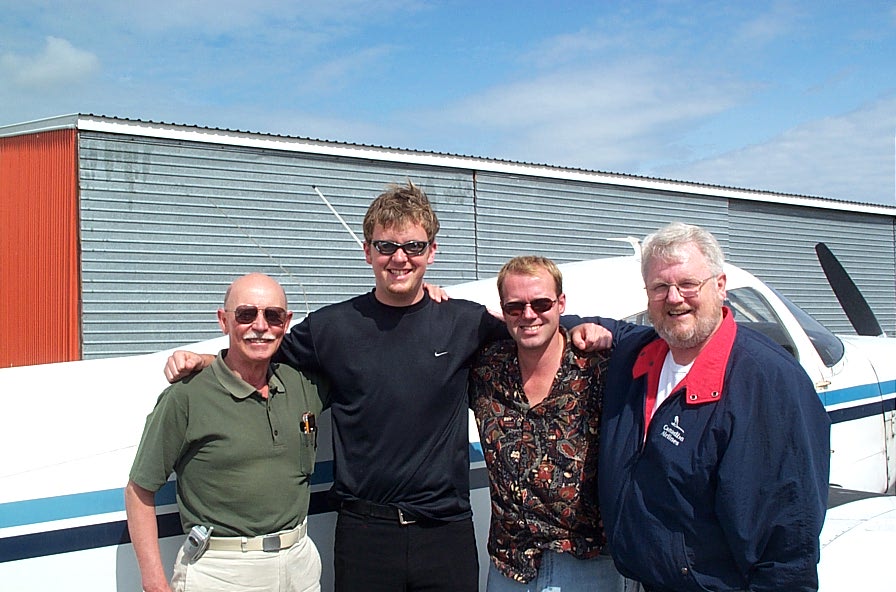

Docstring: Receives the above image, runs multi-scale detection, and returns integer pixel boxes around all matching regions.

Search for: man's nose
[521,304,539,318]
[251,310,269,329]
[665,285,686,303]
[390,248,409,262]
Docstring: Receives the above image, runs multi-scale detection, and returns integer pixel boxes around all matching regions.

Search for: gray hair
[641,222,725,280]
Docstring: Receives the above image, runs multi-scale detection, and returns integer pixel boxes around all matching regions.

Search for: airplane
[1,242,894,591]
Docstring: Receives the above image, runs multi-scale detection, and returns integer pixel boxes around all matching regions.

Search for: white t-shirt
[654,351,693,414]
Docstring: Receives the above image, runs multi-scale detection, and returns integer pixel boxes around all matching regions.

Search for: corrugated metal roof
[1,113,893,216]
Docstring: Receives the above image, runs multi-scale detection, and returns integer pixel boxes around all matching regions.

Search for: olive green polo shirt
[129,351,325,537]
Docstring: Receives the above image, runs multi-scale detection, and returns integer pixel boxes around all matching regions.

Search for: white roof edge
[4,114,895,216]
[0,114,80,137]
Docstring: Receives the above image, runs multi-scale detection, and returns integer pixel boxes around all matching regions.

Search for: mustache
[244,332,276,340]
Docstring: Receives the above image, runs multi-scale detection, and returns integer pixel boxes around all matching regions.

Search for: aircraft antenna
[313,186,364,249]
[199,194,311,318]
[607,236,641,261]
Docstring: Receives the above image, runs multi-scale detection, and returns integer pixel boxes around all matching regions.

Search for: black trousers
[334,509,479,592]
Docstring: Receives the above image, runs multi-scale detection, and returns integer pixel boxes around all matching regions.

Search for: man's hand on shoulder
[423,282,450,303]
[570,323,613,351]
[164,350,213,383]
[423,283,507,320]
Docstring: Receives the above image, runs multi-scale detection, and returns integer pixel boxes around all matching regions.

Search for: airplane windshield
[770,288,845,367]
[726,287,799,359]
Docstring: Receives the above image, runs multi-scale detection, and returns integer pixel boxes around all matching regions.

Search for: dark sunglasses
[227,305,288,327]
[500,298,558,317]
[370,240,431,256]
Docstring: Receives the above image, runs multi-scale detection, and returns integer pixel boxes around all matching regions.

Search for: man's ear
[715,273,727,301]
[426,240,437,264]
[217,309,230,334]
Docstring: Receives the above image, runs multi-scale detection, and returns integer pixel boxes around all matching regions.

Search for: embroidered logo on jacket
[661,415,685,446]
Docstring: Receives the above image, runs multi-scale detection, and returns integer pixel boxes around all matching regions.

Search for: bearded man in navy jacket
[598,222,830,592]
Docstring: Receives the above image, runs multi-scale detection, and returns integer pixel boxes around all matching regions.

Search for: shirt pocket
[298,411,318,474]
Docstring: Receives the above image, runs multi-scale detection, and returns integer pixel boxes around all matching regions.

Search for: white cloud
[660,96,896,204]
[0,37,100,89]
[110,0,424,34]
[521,29,617,69]
[433,58,746,172]
[733,4,798,47]
[303,45,395,94]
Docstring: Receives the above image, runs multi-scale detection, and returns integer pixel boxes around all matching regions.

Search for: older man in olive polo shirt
[125,273,327,592]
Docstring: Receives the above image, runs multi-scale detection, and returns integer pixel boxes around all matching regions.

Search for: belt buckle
[397,509,416,526]
[262,534,281,552]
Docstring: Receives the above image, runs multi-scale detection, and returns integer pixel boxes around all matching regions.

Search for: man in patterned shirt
[469,256,624,592]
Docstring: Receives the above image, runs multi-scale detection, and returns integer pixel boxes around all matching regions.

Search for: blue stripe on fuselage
[0,444,488,563]
[823,380,893,407]
[0,380,888,565]
[822,380,894,423]
[0,459,338,530]
[0,483,176,530]
[0,467,492,564]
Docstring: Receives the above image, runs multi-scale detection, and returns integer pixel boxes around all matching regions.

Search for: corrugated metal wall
[729,200,896,335]
[473,172,729,275]
[66,128,896,357]
[77,132,477,357]
[0,130,81,366]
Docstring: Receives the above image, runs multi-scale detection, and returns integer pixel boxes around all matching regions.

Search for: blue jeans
[487,552,624,592]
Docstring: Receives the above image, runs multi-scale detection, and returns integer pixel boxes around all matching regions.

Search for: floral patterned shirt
[469,328,610,583]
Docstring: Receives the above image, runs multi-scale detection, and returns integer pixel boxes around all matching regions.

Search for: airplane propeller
[814,242,885,337]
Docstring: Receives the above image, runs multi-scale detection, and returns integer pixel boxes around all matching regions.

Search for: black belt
[340,499,422,525]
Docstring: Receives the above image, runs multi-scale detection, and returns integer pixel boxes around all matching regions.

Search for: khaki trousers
[171,533,321,592]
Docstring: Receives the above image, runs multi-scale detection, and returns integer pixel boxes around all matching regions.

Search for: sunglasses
[500,298,558,317]
[227,305,289,327]
[370,240,431,256]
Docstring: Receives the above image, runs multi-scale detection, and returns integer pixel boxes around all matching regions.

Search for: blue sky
[1,0,894,204]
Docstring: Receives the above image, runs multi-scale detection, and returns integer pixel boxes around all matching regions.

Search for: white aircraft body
[1,251,894,590]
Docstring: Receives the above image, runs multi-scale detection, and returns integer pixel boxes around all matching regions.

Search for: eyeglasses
[370,240,431,256]
[226,305,289,327]
[645,276,717,301]
[501,298,558,317]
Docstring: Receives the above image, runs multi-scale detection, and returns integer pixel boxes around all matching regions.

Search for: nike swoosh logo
[434,351,449,357]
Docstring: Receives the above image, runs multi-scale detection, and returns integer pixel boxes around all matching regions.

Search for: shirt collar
[633,306,737,406]
[211,349,282,399]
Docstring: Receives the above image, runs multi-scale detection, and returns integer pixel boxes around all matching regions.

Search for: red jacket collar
[633,307,737,409]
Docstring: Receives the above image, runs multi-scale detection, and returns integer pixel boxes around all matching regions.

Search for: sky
[1,0,895,205]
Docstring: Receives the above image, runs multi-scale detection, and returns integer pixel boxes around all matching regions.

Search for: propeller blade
[815,243,884,337]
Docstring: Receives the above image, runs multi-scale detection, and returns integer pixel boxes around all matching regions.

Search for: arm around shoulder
[164,350,214,383]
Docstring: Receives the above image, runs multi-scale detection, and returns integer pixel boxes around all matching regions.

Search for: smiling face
[501,269,566,353]
[645,241,726,364]
[363,222,436,307]
[218,273,292,367]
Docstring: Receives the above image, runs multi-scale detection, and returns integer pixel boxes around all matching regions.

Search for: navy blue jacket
[596,313,830,591]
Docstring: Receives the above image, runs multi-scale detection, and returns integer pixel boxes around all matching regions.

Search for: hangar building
[1,114,894,367]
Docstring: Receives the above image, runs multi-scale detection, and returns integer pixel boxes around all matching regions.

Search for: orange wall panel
[0,129,81,367]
